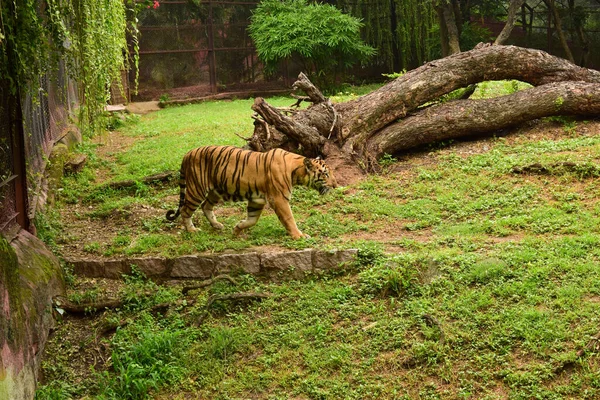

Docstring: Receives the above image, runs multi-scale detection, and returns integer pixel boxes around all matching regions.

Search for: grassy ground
[36,81,600,399]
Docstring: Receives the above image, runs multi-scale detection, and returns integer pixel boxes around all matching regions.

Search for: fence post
[208,0,217,93]
[8,86,30,232]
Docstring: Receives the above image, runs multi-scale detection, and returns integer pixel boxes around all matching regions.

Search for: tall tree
[436,0,461,55]
[543,0,576,63]
[494,0,527,45]
[249,0,375,90]
[567,0,591,66]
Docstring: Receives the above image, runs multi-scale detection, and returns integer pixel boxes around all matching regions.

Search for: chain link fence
[0,62,77,235]
[133,0,293,101]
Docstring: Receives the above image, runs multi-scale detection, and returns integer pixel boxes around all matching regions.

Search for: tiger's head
[303,158,338,195]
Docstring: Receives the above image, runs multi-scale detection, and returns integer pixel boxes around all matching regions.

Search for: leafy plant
[97,320,189,399]
[0,0,138,136]
[249,0,375,92]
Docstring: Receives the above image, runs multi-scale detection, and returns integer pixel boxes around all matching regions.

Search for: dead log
[53,295,123,314]
[247,45,600,175]
[367,81,600,159]
[181,274,239,295]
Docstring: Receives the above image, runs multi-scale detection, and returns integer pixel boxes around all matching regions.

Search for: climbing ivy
[0,0,143,135]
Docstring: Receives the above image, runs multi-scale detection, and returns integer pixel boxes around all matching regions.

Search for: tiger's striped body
[166,146,337,239]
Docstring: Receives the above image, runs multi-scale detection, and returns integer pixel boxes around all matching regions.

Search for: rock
[170,255,215,278]
[312,249,358,273]
[0,230,65,399]
[103,259,130,279]
[213,252,260,275]
[63,154,87,175]
[128,257,167,277]
[260,249,313,280]
[69,258,106,278]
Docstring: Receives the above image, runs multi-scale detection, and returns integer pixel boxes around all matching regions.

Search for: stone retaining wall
[1,230,65,400]
[66,249,358,281]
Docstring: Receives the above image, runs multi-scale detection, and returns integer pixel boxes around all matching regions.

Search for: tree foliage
[0,0,141,134]
[249,0,375,90]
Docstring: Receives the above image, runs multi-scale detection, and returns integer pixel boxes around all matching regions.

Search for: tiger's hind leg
[201,190,224,230]
[181,190,206,232]
[181,201,199,232]
[233,199,266,236]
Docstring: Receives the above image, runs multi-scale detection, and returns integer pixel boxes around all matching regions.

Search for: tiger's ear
[303,157,314,171]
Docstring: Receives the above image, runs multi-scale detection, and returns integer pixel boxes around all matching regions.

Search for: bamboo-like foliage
[330,0,437,72]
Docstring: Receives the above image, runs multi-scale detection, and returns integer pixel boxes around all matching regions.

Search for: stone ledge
[65,249,358,281]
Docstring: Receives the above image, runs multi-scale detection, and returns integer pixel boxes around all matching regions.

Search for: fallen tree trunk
[368,81,600,159]
[247,45,600,178]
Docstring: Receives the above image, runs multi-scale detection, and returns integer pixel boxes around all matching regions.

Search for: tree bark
[436,1,461,56]
[367,81,600,158]
[568,0,590,67]
[247,45,600,177]
[494,0,526,45]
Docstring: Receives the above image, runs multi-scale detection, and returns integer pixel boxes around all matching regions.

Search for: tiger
[165,145,338,239]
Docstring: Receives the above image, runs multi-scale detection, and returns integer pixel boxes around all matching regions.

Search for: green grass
[36,83,600,399]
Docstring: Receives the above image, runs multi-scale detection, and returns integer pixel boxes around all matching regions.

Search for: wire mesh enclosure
[133,0,290,101]
[0,63,77,234]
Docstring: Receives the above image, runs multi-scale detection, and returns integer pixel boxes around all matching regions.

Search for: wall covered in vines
[0,0,134,134]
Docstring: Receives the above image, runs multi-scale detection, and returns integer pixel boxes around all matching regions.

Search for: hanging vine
[0,0,145,135]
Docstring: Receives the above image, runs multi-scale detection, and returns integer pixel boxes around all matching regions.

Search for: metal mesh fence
[0,61,77,234]
[0,80,20,232]
[133,0,289,101]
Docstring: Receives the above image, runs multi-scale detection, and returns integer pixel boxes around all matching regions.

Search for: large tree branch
[367,81,600,159]
[337,45,600,148]
[292,72,327,104]
[251,97,326,155]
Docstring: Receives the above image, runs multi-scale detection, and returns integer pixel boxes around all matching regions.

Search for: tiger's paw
[211,222,224,230]
[290,231,310,240]
[183,218,197,232]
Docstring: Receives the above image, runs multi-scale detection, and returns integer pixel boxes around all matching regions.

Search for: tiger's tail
[166,165,186,221]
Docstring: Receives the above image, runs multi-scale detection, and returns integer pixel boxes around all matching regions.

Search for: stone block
[69,259,105,278]
[213,252,260,275]
[260,249,313,280]
[170,255,215,278]
[312,249,358,273]
[128,257,167,277]
[103,259,130,279]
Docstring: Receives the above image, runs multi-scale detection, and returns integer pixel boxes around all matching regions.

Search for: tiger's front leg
[201,190,224,230]
[233,199,265,236]
[269,197,307,240]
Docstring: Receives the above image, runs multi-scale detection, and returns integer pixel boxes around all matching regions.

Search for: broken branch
[100,171,175,190]
[182,274,239,295]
